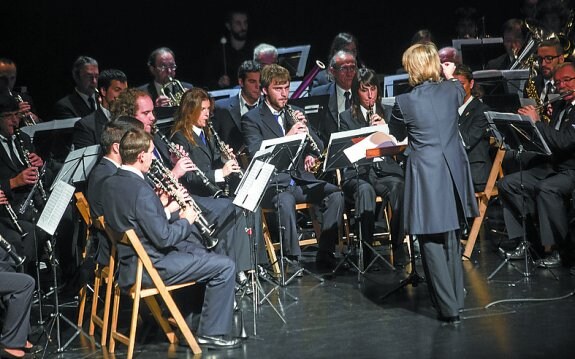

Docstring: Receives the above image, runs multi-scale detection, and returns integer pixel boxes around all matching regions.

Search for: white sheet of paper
[37,180,75,236]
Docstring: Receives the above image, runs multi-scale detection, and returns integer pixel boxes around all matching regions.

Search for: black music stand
[51,144,100,191]
[325,127,399,281]
[288,95,329,132]
[484,112,557,281]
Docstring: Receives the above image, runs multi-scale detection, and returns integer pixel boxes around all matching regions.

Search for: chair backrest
[75,192,91,227]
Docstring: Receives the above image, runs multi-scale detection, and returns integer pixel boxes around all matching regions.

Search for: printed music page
[344,131,406,163]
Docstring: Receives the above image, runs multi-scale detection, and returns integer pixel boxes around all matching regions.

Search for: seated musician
[0,58,41,124]
[339,68,407,267]
[101,127,241,349]
[241,64,345,270]
[499,62,575,269]
[171,87,254,284]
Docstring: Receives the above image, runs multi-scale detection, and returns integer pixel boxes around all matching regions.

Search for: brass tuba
[160,77,186,106]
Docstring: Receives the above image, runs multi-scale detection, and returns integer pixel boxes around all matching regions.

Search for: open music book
[338,125,407,164]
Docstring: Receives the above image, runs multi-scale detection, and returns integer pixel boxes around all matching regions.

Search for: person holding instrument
[500,62,575,268]
[171,87,252,284]
[339,68,407,268]
[101,128,241,349]
[242,64,345,270]
[389,42,478,323]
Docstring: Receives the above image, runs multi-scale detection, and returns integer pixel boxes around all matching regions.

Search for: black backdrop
[2,1,521,119]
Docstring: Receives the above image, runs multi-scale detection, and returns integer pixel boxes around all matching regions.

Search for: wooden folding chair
[104,225,201,358]
[74,192,91,328]
[262,203,320,276]
[87,216,116,347]
[463,147,506,259]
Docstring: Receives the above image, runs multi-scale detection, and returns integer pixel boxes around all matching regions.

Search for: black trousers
[0,271,35,348]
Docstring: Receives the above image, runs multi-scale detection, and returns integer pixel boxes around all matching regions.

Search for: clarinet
[19,162,47,215]
[206,120,244,178]
[14,129,47,201]
[148,159,219,249]
[285,104,322,156]
[152,125,223,198]
[0,235,26,267]
[3,203,28,237]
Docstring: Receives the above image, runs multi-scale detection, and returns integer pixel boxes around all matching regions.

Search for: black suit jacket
[138,81,194,105]
[53,91,94,119]
[213,95,245,154]
[241,102,324,188]
[310,82,341,146]
[486,53,513,70]
[101,168,195,289]
[458,98,492,190]
[0,132,35,204]
[535,101,575,172]
[72,108,109,149]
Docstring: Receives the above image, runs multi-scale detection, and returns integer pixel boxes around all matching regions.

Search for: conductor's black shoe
[393,247,407,267]
[502,243,526,260]
[196,335,241,349]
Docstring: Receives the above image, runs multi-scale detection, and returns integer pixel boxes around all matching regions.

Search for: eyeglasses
[554,77,575,87]
[334,66,357,74]
[156,64,177,71]
[536,55,562,63]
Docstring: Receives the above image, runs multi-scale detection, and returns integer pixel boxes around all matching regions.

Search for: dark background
[2,1,525,119]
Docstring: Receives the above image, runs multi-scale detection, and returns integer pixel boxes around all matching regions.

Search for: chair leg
[77,286,87,327]
[108,285,121,354]
[262,212,281,276]
[89,267,102,336]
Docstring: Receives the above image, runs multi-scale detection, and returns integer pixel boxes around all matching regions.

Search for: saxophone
[524,56,551,123]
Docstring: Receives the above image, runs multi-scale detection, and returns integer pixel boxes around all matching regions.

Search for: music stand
[288,95,329,132]
[36,180,97,355]
[325,126,400,280]
[483,111,557,281]
[19,118,80,163]
[51,144,100,191]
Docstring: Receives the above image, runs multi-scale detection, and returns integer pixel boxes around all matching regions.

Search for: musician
[213,60,262,155]
[310,50,357,147]
[86,118,143,266]
[0,58,40,124]
[389,43,478,323]
[438,47,462,80]
[501,62,575,268]
[253,43,278,65]
[139,47,193,108]
[486,19,525,70]
[313,32,361,89]
[452,64,492,192]
[339,68,407,267]
[101,128,241,349]
[53,56,99,119]
[0,244,40,359]
[171,88,253,280]
[0,95,48,272]
[242,64,345,270]
[72,69,128,149]
[521,39,564,107]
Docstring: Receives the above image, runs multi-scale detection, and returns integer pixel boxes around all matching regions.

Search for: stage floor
[32,222,575,359]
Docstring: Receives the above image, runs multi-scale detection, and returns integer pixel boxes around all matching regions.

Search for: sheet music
[259,133,306,151]
[37,180,75,236]
[233,160,275,212]
[51,144,101,190]
[343,130,405,164]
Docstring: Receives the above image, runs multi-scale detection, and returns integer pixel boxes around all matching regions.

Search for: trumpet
[152,125,223,198]
[0,235,26,268]
[285,104,322,157]
[14,129,47,202]
[148,159,219,249]
[160,77,186,106]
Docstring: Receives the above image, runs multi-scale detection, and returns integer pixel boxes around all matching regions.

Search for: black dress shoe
[316,251,348,271]
[196,335,241,349]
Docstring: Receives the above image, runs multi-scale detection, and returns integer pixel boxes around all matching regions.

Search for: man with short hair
[73,69,128,149]
[53,56,99,119]
[139,47,192,108]
[253,43,278,66]
[0,58,40,124]
[101,127,240,349]
[522,39,564,107]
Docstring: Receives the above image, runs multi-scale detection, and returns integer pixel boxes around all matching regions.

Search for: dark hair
[226,9,248,24]
[147,47,174,67]
[119,128,152,165]
[72,56,98,80]
[411,29,434,45]
[100,118,142,154]
[350,68,381,119]
[538,38,564,55]
[238,60,262,80]
[453,64,484,98]
[0,94,19,113]
[98,69,127,91]
[329,32,359,60]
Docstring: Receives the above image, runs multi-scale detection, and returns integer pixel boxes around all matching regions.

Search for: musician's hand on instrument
[0,190,8,205]
[224,144,236,160]
[286,121,308,136]
[28,152,43,167]
[182,206,199,224]
[157,190,170,206]
[370,113,385,126]
[304,155,317,172]
[222,160,240,177]
[155,95,171,107]
[12,167,38,188]
[518,105,539,122]
[18,101,32,113]
[166,198,180,214]
[171,157,195,179]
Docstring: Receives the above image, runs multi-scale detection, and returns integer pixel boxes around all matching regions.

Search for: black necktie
[88,97,96,111]
[6,137,23,169]
[344,91,351,110]
[543,82,553,104]
[246,103,256,111]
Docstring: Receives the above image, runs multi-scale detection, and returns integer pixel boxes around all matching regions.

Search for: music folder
[485,111,551,156]
[256,133,307,173]
[51,144,101,190]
